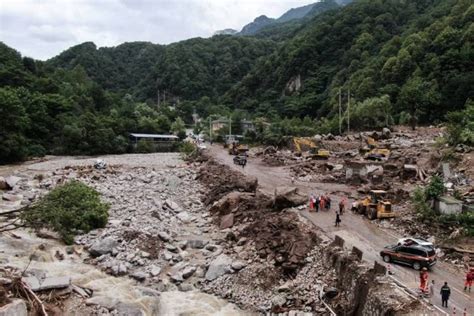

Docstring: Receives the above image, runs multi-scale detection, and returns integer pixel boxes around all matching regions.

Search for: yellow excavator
[228,143,249,156]
[364,137,390,161]
[351,190,395,220]
[293,137,330,160]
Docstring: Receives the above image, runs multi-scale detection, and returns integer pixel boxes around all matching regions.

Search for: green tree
[22,181,109,244]
[171,117,186,139]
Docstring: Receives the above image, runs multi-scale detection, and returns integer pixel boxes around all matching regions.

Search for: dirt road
[209,145,473,315]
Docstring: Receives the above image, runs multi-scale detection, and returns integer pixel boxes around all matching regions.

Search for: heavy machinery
[228,143,249,155]
[224,135,238,148]
[233,154,247,166]
[364,137,390,161]
[351,190,395,220]
[293,137,330,160]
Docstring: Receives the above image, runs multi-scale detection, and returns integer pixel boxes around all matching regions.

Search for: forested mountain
[238,0,340,37]
[0,42,189,163]
[224,0,473,130]
[47,36,276,102]
[1,0,473,163]
[47,42,165,95]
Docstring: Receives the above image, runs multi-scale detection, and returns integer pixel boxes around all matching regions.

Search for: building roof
[130,133,179,139]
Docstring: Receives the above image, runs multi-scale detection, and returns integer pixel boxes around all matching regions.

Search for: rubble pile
[197,158,332,312]
[197,159,258,205]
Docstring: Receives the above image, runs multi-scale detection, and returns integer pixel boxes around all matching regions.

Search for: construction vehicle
[233,154,247,166]
[224,135,238,148]
[364,137,390,161]
[292,137,330,160]
[228,143,249,155]
[351,190,395,220]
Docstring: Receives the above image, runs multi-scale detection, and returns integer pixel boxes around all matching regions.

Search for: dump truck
[351,190,395,220]
[293,137,330,160]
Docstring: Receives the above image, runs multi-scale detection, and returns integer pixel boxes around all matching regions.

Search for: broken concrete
[22,276,71,291]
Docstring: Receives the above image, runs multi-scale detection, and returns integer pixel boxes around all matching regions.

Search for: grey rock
[165,199,179,210]
[2,193,23,202]
[22,276,71,291]
[165,244,178,253]
[150,266,162,277]
[170,273,183,283]
[205,244,218,252]
[158,232,171,242]
[130,271,147,282]
[89,237,119,257]
[0,299,27,316]
[182,266,196,279]
[5,176,21,189]
[271,294,287,307]
[187,239,208,249]
[177,211,191,223]
[86,296,119,309]
[177,240,188,250]
[230,261,246,271]
[163,252,173,261]
[114,303,144,316]
[0,177,8,190]
[178,283,195,292]
[205,254,232,281]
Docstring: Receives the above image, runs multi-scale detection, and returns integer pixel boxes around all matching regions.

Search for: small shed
[435,196,463,215]
[129,133,179,151]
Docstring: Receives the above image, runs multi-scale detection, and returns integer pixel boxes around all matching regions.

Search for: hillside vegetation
[224,0,473,132]
[0,0,473,163]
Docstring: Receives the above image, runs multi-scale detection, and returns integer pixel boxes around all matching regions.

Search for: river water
[0,230,247,315]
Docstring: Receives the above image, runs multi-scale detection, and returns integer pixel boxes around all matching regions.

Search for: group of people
[419,266,473,309]
[308,194,332,212]
[308,194,348,227]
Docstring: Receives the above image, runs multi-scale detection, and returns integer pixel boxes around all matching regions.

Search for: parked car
[397,237,434,249]
[380,244,437,270]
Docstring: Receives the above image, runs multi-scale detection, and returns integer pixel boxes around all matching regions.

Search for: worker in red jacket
[465,267,474,292]
[419,268,429,293]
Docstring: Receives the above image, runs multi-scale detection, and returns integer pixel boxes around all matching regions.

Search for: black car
[380,244,437,270]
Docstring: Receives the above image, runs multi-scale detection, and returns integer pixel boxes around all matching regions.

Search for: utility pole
[157,89,160,108]
[209,117,212,142]
[338,88,342,135]
[229,116,232,136]
[347,87,351,134]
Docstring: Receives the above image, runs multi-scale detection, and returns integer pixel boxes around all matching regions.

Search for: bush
[425,175,444,200]
[22,181,109,244]
[179,141,197,158]
[136,139,154,153]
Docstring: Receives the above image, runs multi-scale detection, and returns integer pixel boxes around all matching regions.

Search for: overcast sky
[0,0,315,60]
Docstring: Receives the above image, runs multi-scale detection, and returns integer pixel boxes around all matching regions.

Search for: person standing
[428,280,435,301]
[440,282,451,308]
[339,198,346,215]
[309,195,315,212]
[464,267,473,292]
[326,194,331,210]
[335,212,341,227]
[315,196,320,212]
[320,195,325,211]
[419,268,429,294]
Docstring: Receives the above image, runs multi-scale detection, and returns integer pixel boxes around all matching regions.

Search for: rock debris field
[0,152,423,315]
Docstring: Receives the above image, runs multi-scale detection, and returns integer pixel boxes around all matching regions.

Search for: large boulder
[89,237,119,257]
[5,176,21,190]
[219,213,234,229]
[205,254,232,281]
[273,187,306,210]
[0,177,8,190]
